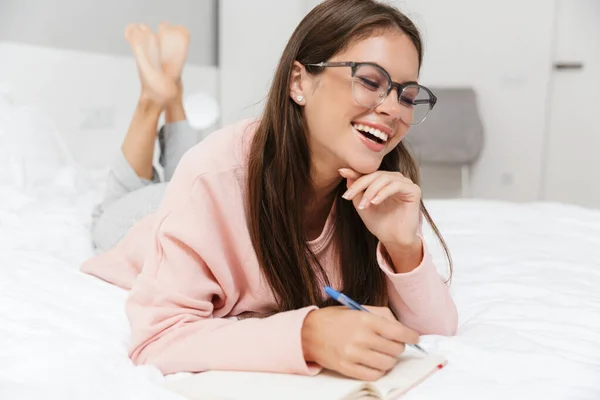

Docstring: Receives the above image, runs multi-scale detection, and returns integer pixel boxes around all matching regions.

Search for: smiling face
[292,29,421,176]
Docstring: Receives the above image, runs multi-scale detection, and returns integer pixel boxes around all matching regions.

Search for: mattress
[1,166,599,400]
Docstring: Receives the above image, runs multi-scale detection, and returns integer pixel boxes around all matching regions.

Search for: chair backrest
[403,87,484,166]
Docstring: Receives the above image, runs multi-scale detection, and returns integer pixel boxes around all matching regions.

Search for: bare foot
[157,22,190,83]
[124,23,178,105]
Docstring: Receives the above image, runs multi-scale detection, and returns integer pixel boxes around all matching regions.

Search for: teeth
[353,123,388,142]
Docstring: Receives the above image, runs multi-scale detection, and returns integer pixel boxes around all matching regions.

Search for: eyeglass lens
[351,64,432,125]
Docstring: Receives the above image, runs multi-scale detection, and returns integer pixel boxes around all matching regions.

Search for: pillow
[0,83,73,193]
[183,91,220,133]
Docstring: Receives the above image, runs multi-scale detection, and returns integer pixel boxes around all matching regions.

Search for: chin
[347,157,383,175]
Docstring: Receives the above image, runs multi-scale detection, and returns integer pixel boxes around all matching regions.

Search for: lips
[351,123,389,144]
[352,124,386,152]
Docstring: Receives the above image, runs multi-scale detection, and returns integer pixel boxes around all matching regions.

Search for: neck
[309,141,344,202]
[303,157,342,240]
[310,153,342,206]
[312,172,340,204]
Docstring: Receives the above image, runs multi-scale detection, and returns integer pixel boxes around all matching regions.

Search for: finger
[343,331,398,371]
[339,360,387,382]
[367,333,406,358]
[363,306,396,321]
[342,169,411,184]
[338,168,363,181]
[372,317,420,345]
[370,180,421,205]
[353,348,398,373]
[338,168,362,189]
[342,172,384,201]
[357,175,394,209]
[401,175,415,184]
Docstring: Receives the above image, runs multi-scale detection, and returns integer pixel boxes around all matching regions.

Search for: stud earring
[296,95,304,103]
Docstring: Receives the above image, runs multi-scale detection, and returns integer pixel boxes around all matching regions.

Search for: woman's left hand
[338,168,421,248]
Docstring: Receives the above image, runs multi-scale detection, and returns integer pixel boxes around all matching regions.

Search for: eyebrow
[359,61,419,84]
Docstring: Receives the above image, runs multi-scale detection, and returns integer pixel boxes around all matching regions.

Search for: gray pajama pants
[91,120,201,253]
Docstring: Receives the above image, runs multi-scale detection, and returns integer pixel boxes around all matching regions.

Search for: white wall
[0,0,219,169]
[0,0,559,201]
[220,0,556,202]
[0,0,217,66]
[395,0,556,202]
[0,42,219,168]
[219,0,307,125]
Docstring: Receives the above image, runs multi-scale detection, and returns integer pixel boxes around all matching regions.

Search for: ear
[289,61,307,105]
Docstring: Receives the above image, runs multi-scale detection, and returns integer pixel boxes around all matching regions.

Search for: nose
[374,87,404,122]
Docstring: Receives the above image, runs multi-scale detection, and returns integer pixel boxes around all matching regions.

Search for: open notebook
[162,352,447,400]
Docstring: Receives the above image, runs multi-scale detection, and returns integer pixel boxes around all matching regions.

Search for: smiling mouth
[352,123,389,144]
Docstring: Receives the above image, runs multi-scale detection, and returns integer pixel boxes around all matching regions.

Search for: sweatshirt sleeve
[376,228,458,337]
[125,176,320,376]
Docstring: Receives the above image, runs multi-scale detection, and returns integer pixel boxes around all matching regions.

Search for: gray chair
[403,87,485,197]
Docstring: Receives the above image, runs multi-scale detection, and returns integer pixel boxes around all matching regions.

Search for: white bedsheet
[1,168,599,400]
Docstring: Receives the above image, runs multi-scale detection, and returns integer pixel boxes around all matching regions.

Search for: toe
[177,26,190,39]
[159,21,170,32]
[124,23,139,41]
[139,24,151,33]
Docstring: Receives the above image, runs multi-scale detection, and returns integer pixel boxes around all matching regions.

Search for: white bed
[1,45,600,400]
[2,164,600,400]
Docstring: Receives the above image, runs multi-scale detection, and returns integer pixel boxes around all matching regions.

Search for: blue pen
[324,286,428,355]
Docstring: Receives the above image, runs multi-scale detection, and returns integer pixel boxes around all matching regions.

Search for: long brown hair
[247,0,452,312]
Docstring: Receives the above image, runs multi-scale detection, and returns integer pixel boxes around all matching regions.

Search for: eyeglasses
[304,61,437,126]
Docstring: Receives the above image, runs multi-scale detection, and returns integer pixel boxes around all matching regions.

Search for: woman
[82,0,458,382]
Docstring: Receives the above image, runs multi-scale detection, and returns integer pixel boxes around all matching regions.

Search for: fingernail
[342,189,353,199]
[358,198,368,209]
[371,196,380,204]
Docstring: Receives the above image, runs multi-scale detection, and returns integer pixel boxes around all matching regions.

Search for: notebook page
[163,354,447,400]
[372,353,447,399]
[163,368,370,400]
[343,386,384,400]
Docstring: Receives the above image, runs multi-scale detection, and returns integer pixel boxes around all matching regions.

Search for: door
[542,0,600,208]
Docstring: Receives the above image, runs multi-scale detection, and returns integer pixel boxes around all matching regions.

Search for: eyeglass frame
[303,61,437,125]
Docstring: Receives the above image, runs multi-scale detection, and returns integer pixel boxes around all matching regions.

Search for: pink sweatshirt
[81,119,458,376]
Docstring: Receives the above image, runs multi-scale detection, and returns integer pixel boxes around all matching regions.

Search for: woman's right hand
[301,306,420,381]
